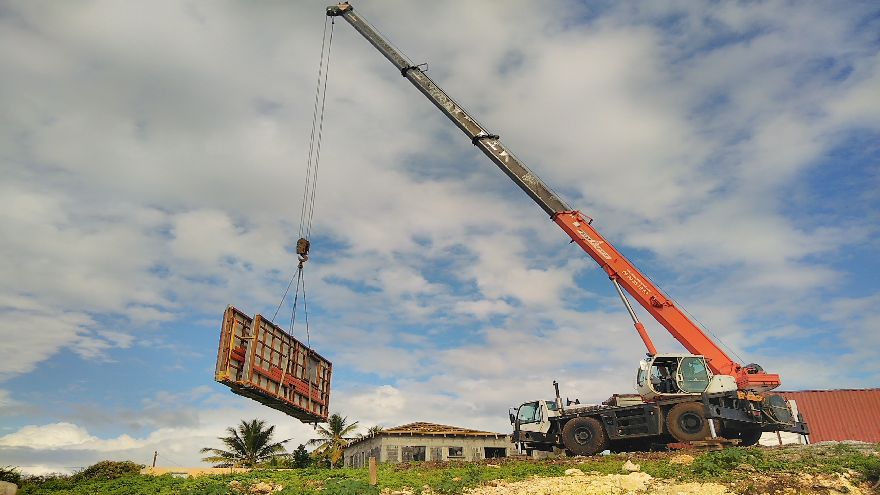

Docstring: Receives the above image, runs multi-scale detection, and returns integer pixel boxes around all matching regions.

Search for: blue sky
[1,0,878,474]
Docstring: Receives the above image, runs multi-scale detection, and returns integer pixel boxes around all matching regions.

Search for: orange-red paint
[554,210,781,391]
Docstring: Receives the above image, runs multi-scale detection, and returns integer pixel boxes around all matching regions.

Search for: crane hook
[296,237,311,267]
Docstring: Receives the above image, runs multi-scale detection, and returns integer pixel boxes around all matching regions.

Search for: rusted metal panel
[779,389,880,443]
[215,306,331,423]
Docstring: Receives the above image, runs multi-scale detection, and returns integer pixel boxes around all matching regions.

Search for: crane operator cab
[636,354,738,400]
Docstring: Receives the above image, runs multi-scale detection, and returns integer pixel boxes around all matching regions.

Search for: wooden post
[152,451,158,468]
[776,431,783,447]
[368,456,377,486]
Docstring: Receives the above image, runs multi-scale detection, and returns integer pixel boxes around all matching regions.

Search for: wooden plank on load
[214,306,331,423]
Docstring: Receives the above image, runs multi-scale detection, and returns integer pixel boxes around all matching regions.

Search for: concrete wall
[344,435,515,467]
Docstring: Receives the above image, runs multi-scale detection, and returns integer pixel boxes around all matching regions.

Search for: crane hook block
[296,238,311,257]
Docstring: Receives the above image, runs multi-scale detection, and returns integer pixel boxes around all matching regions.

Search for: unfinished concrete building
[343,422,514,468]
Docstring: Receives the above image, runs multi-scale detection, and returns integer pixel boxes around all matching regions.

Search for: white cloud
[0,390,323,474]
[829,54,880,125]
[340,385,406,428]
[0,423,114,450]
[0,389,18,409]
[0,308,93,379]
[454,299,514,319]
[0,0,877,475]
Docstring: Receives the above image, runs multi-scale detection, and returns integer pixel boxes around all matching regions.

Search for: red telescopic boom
[328,2,781,391]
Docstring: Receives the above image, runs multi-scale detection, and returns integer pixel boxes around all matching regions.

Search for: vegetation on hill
[0,465,22,485]
[13,443,880,495]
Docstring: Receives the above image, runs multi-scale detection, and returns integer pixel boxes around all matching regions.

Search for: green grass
[17,444,880,495]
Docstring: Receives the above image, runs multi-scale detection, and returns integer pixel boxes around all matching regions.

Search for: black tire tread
[561,416,608,456]
[666,401,710,442]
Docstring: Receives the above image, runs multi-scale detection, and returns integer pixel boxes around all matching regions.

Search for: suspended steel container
[215,306,331,423]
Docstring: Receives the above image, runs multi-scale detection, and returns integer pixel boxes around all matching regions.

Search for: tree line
[201,413,380,469]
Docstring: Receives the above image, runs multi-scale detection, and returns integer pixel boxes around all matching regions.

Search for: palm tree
[356,425,385,440]
[200,419,289,468]
[307,413,359,468]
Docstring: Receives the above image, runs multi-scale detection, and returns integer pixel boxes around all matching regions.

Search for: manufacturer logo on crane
[576,229,613,260]
[621,269,653,298]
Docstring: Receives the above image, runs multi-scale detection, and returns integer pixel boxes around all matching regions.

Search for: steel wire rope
[299,16,331,240]
[645,275,748,366]
[287,267,307,348]
[358,12,414,69]
[290,266,312,351]
[305,17,335,238]
[673,293,747,365]
[288,16,335,350]
[272,15,335,331]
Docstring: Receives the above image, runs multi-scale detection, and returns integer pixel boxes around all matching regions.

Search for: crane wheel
[666,402,711,442]
[561,417,608,456]
[722,427,762,447]
[739,429,762,446]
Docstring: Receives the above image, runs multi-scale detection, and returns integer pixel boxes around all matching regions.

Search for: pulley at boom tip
[326,2,352,16]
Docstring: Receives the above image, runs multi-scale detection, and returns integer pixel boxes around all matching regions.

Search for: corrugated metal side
[779,389,880,443]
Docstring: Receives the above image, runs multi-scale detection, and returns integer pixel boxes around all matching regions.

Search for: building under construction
[343,423,514,468]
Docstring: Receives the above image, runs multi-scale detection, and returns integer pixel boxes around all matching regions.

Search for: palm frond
[201,419,290,468]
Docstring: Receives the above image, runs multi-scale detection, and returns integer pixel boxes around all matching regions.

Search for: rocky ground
[379,443,880,495]
[463,446,876,495]
[462,468,866,495]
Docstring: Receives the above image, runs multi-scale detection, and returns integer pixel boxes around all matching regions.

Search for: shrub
[322,478,379,495]
[839,451,880,485]
[71,460,145,481]
[19,473,73,491]
[691,448,765,477]
[0,466,21,485]
[292,444,312,468]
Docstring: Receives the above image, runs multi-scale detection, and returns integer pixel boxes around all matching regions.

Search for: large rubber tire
[722,427,763,447]
[666,402,711,442]
[739,429,763,447]
[561,417,608,456]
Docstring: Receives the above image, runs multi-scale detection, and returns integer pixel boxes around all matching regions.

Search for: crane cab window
[637,368,647,387]
[677,356,711,393]
[649,357,680,394]
[517,402,541,424]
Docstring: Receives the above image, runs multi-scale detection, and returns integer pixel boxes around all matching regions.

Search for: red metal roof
[779,389,880,443]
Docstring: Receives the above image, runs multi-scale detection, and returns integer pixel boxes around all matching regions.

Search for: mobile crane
[326,2,809,454]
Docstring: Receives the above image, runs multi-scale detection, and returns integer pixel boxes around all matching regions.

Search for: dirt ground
[462,469,867,495]
[381,444,878,495]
